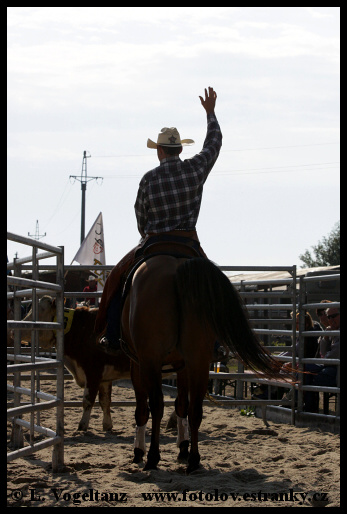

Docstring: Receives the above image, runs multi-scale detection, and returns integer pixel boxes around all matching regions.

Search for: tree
[299,221,340,268]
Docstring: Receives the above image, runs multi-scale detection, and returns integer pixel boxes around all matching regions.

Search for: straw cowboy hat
[147,127,194,149]
[86,275,97,282]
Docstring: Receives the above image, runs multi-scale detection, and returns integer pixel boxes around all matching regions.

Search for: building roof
[227,265,340,285]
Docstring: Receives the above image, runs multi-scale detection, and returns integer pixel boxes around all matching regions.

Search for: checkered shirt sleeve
[135,113,222,235]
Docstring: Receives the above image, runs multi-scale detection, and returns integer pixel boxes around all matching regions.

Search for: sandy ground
[7,378,340,508]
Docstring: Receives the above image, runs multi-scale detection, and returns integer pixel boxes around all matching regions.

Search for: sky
[7,7,340,271]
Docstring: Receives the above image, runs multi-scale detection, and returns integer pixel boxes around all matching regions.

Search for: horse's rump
[121,255,185,368]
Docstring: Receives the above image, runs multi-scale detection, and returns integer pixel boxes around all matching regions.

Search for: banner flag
[72,212,106,293]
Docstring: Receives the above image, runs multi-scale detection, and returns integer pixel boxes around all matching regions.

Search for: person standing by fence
[304,306,340,413]
[83,275,98,306]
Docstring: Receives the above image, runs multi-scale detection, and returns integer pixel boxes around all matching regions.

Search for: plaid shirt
[135,113,222,236]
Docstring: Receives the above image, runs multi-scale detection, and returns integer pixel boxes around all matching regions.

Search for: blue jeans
[106,290,122,348]
[303,364,337,412]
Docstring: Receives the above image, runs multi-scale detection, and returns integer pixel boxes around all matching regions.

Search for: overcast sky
[7,7,340,270]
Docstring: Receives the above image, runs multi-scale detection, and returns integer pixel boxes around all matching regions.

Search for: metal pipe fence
[222,267,340,426]
[7,232,65,471]
[7,255,340,436]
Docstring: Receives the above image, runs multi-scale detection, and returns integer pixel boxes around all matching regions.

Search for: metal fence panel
[7,233,65,471]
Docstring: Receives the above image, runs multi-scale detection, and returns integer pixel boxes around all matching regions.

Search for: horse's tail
[175,258,284,379]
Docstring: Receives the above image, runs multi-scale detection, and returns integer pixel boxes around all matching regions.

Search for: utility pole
[28,220,46,240]
[70,151,103,244]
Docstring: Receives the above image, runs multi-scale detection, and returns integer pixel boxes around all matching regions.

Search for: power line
[92,141,339,159]
[214,162,340,175]
[222,142,339,152]
[42,178,72,230]
[100,161,340,179]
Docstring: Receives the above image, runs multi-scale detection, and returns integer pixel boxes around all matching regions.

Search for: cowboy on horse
[95,87,223,356]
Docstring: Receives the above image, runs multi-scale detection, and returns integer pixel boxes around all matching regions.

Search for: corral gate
[7,232,65,471]
[223,265,340,427]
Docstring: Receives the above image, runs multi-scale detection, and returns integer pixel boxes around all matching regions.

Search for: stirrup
[97,336,122,356]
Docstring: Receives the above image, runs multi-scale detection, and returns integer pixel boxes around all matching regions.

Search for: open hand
[199,87,217,114]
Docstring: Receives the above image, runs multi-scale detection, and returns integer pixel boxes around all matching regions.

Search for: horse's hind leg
[132,364,163,470]
[145,368,164,470]
[131,364,149,464]
[175,370,189,463]
[186,361,210,474]
[132,359,164,470]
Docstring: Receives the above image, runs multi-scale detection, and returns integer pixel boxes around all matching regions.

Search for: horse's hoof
[133,448,144,464]
[144,461,158,471]
[144,450,160,471]
[186,452,200,474]
[177,440,189,463]
[186,462,200,474]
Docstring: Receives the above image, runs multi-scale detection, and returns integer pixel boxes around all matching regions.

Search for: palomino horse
[121,256,287,474]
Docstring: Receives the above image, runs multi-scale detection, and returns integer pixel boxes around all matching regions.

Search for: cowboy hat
[147,127,194,149]
[86,275,97,282]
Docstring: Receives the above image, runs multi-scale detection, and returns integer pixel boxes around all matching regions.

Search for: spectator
[316,300,332,326]
[83,275,98,306]
[281,311,320,371]
[315,300,332,358]
[304,306,340,413]
[279,311,321,406]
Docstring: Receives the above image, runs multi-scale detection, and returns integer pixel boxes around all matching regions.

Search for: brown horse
[121,256,287,474]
